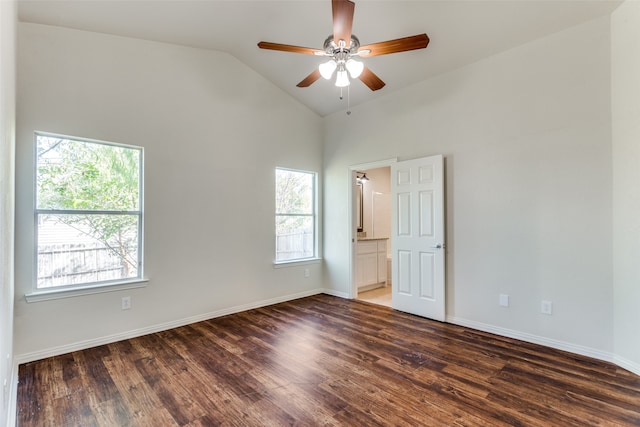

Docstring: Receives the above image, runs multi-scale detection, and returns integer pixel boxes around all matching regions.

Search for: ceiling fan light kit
[319,59,337,79]
[258,0,430,97]
[317,34,365,86]
[345,59,364,79]
[335,69,350,87]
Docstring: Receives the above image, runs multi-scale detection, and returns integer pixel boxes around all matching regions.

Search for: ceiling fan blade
[332,0,355,46]
[359,66,385,91]
[359,34,430,57]
[258,41,323,55]
[297,69,322,88]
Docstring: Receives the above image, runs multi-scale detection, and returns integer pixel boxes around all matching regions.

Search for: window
[275,168,317,262]
[35,132,143,290]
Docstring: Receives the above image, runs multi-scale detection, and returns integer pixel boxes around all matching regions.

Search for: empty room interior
[1,0,640,425]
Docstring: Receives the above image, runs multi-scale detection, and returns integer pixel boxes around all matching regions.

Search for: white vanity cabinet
[356,238,388,291]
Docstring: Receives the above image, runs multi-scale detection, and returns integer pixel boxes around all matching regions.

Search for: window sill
[273,258,322,269]
[25,279,149,303]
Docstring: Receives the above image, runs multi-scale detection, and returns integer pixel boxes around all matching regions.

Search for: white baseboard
[321,288,350,299]
[14,288,328,365]
[612,354,640,377]
[447,315,616,365]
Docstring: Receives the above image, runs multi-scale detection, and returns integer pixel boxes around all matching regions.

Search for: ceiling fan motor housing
[323,34,360,56]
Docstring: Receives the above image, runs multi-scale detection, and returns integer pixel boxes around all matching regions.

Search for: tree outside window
[35,133,143,288]
[275,168,316,262]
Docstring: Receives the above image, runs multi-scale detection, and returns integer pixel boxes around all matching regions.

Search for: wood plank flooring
[17,294,640,426]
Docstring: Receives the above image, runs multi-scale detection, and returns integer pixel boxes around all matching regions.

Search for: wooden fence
[37,243,137,288]
[276,230,314,261]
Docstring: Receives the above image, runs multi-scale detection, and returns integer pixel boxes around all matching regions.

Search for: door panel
[397,192,411,236]
[419,251,435,299]
[419,164,434,183]
[419,191,434,237]
[391,155,445,321]
[397,250,411,294]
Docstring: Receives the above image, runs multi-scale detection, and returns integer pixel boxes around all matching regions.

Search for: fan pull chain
[338,86,351,115]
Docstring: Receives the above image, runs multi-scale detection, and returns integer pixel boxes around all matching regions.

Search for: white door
[391,155,445,321]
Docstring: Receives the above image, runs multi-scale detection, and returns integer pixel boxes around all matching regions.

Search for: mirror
[357,182,363,232]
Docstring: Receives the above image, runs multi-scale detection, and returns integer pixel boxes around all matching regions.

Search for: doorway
[351,162,393,308]
[350,155,446,320]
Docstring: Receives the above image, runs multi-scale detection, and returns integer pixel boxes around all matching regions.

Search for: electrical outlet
[541,300,553,315]
[304,268,310,278]
[499,294,509,307]
[121,296,131,310]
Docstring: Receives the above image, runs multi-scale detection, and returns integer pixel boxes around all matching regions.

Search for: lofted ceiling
[18,0,622,117]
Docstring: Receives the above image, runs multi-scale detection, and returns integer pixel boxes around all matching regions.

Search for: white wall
[0,1,16,425]
[612,0,640,374]
[324,16,614,357]
[14,23,324,359]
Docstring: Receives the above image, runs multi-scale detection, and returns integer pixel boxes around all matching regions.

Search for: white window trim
[273,258,322,268]
[32,131,145,296]
[25,278,149,303]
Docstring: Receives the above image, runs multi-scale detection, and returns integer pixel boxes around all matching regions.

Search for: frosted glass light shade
[345,59,364,78]
[319,60,337,79]
[335,70,350,87]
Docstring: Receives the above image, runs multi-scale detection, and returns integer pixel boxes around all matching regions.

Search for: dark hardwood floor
[17,294,640,426]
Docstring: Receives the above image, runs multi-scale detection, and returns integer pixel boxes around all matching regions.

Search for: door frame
[348,158,397,299]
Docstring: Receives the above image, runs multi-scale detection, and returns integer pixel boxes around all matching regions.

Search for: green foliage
[275,169,314,235]
[37,136,139,211]
[36,135,142,281]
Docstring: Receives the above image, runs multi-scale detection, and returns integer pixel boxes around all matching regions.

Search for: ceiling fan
[257,0,429,91]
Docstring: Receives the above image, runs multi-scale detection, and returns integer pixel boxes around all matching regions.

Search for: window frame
[274,167,319,264]
[28,131,146,301]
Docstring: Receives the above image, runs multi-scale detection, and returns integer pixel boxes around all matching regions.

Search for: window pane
[36,135,140,211]
[276,169,313,215]
[37,213,140,288]
[276,216,314,261]
[275,168,316,262]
